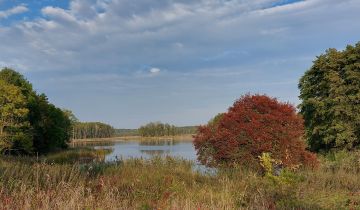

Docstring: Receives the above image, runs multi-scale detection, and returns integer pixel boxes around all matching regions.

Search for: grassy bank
[0,148,113,164]
[1,150,360,209]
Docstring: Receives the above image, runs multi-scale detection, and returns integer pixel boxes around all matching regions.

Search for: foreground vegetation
[194,94,317,169]
[1,151,360,210]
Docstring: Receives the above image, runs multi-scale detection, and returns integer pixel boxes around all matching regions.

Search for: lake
[93,139,197,162]
[74,139,214,173]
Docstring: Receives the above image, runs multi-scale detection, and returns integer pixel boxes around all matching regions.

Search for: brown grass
[1,150,360,209]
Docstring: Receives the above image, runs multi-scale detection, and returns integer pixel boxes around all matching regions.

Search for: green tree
[299,42,360,152]
[138,122,178,137]
[0,80,32,154]
[0,68,33,97]
[0,68,72,154]
[138,122,197,137]
[63,109,79,124]
[62,109,78,140]
[29,94,71,152]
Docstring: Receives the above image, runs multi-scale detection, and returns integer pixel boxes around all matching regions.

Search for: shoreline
[120,134,194,141]
[70,134,194,144]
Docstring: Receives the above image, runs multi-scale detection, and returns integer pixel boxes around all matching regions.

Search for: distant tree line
[114,129,139,136]
[175,126,197,135]
[0,68,71,154]
[73,122,115,139]
[138,122,197,137]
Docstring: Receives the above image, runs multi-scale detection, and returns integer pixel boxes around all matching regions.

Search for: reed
[0,151,359,209]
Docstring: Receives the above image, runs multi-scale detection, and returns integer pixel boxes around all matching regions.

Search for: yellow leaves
[0,80,28,117]
[0,79,29,152]
[258,153,279,176]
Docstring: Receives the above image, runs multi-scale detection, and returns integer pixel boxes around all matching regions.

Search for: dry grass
[1,150,360,209]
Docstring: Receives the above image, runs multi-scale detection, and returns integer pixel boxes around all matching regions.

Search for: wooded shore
[70,134,194,144]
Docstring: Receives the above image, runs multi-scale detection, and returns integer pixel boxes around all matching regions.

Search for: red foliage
[194,94,317,169]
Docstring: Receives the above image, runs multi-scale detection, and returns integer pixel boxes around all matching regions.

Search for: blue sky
[0,0,359,128]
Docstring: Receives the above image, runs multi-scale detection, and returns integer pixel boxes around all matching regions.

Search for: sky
[0,0,359,128]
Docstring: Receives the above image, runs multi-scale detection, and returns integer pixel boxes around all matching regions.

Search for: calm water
[76,139,215,173]
[92,139,198,162]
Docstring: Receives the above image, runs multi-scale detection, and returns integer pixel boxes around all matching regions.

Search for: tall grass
[1,150,360,209]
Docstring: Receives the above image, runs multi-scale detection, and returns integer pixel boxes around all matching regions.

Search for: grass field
[1,149,360,209]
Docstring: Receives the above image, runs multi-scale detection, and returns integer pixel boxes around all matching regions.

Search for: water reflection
[140,149,170,156]
[139,139,180,146]
[84,140,197,162]
[71,141,115,147]
[75,139,215,174]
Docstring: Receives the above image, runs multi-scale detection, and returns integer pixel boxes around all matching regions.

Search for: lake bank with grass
[1,150,360,209]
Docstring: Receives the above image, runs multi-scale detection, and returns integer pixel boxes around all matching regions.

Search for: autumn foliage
[194,94,317,169]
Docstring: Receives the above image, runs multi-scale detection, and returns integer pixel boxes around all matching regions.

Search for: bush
[194,94,317,169]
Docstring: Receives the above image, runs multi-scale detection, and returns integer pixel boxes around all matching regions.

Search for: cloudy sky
[0,0,359,128]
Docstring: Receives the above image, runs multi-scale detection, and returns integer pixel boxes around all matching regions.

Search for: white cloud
[252,0,318,16]
[41,6,78,23]
[0,0,359,117]
[0,0,357,76]
[0,0,356,127]
[149,67,161,75]
[0,4,28,19]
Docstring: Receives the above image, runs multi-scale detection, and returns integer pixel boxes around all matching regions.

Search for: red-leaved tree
[194,94,317,169]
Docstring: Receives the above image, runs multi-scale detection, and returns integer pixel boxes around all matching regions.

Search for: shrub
[194,94,317,169]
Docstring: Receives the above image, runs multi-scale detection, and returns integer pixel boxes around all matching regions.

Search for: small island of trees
[138,122,197,137]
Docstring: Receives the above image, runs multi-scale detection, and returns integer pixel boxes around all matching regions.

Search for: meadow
[1,149,360,210]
